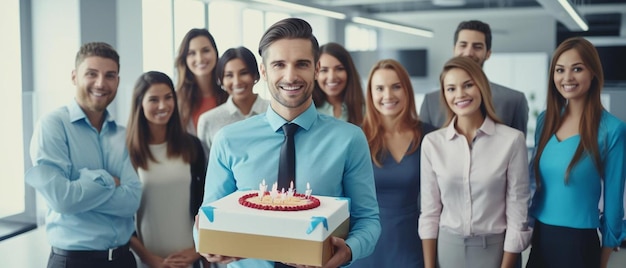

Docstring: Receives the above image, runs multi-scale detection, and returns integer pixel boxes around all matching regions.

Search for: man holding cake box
[194,18,381,268]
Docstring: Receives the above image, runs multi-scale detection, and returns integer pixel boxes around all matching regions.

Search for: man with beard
[25,42,142,268]
[196,18,380,268]
[420,20,529,136]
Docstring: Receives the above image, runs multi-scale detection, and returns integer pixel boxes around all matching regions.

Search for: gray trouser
[437,229,505,268]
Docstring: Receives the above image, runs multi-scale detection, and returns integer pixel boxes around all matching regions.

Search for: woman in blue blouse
[353,59,435,268]
[527,37,626,268]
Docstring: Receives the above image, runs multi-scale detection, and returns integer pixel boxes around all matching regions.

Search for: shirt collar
[445,116,495,140]
[266,102,317,132]
[249,96,268,115]
[318,101,348,112]
[226,95,267,116]
[224,96,239,115]
[68,99,114,126]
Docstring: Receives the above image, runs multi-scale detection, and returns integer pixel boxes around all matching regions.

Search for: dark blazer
[419,82,529,136]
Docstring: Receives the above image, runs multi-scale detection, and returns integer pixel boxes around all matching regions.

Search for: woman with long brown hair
[313,42,365,125]
[355,59,435,268]
[175,28,228,135]
[526,37,626,268]
[126,71,207,268]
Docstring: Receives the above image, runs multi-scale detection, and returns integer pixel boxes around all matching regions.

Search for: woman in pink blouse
[418,56,532,268]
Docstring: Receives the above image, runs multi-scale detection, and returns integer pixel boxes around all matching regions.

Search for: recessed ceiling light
[432,0,466,7]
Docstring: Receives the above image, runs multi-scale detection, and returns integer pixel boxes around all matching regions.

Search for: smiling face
[453,30,491,67]
[142,83,175,128]
[186,36,217,77]
[370,69,407,118]
[553,49,592,102]
[317,53,347,100]
[260,38,317,118]
[72,56,119,116]
[222,58,256,101]
[443,67,483,120]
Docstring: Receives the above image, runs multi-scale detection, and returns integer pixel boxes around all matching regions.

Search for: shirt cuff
[343,238,359,267]
[503,227,533,253]
[599,220,626,248]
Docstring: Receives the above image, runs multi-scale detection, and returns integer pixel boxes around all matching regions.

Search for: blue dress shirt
[199,103,381,267]
[25,99,142,250]
[530,110,626,248]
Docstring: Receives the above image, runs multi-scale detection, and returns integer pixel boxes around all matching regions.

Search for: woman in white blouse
[418,56,532,268]
[196,46,269,150]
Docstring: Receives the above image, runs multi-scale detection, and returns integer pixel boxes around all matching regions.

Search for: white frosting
[199,190,349,241]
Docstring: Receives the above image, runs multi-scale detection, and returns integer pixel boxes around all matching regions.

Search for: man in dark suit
[420,20,529,136]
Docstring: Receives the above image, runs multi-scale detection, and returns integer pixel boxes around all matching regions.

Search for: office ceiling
[301,0,625,38]
[308,0,623,14]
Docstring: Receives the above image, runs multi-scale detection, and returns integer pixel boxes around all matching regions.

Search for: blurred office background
[1,0,625,266]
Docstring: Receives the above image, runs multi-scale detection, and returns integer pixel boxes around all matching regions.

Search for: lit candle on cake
[305,182,312,199]
[270,182,279,201]
[287,181,295,198]
[258,179,267,200]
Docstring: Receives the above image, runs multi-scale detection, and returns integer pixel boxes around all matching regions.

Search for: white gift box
[198,190,350,266]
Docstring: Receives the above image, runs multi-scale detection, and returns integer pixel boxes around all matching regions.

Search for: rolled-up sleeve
[26,115,120,214]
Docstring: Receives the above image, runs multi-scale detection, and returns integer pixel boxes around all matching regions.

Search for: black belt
[51,243,130,261]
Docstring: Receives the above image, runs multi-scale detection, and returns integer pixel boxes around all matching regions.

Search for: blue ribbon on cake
[307,216,329,234]
[201,206,216,222]
[335,197,351,210]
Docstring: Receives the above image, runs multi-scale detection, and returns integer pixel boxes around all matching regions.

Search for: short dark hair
[454,20,492,51]
[258,18,319,64]
[75,42,120,70]
[216,46,260,86]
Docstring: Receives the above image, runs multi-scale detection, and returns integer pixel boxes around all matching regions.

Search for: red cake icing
[239,192,321,211]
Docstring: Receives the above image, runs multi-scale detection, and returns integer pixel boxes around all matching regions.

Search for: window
[242,8,264,54]
[0,0,25,219]
[345,23,377,51]
[208,1,243,53]
[142,0,174,78]
[0,0,37,241]
[174,0,206,47]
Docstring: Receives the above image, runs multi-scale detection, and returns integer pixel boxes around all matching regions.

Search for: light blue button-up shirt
[25,100,142,250]
[199,103,380,267]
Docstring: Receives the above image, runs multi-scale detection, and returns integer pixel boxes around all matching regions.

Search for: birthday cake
[198,181,350,266]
